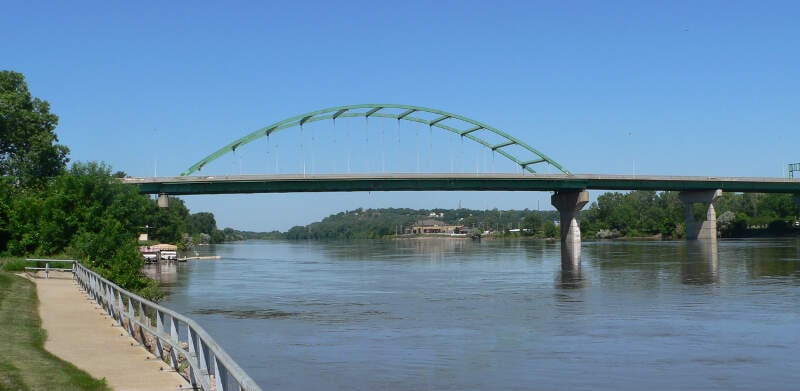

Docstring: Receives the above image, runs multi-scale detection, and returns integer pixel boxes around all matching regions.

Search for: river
[155,238,800,390]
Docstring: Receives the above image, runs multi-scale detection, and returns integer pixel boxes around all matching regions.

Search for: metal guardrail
[25,259,76,278]
[73,262,262,391]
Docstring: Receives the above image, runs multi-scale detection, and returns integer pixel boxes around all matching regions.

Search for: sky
[3,1,799,231]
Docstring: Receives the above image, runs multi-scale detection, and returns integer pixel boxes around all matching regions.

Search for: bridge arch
[181,104,571,176]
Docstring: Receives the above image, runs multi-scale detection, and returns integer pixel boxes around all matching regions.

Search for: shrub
[0,258,27,272]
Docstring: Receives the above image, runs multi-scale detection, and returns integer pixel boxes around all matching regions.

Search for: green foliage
[186,211,240,243]
[217,229,283,241]
[284,208,419,240]
[581,190,800,239]
[542,220,559,238]
[0,71,69,188]
[281,207,559,240]
[0,178,12,250]
[151,197,190,244]
[188,212,217,236]
[0,161,171,299]
[581,191,684,238]
[521,213,544,235]
[0,258,26,272]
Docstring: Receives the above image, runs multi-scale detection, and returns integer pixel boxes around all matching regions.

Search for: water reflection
[681,239,719,285]
[556,244,586,289]
[749,238,800,278]
[312,238,475,262]
[142,262,180,284]
[392,238,470,262]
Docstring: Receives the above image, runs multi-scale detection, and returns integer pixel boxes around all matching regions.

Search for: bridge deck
[124,173,800,195]
[32,273,189,391]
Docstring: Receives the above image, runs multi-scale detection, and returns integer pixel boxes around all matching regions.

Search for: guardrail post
[115,290,125,327]
[197,338,209,377]
[136,300,149,346]
[95,276,102,304]
[187,327,208,388]
[155,310,165,359]
[105,282,112,312]
[101,282,110,315]
[212,354,225,391]
[88,273,95,300]
[127,297,136,337]
[169,316,180,371]
[107,286,114,319]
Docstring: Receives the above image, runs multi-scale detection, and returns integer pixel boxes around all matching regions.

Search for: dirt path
[32,272,189,391]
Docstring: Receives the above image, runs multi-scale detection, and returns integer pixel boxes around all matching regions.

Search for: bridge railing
[73,262,262,391]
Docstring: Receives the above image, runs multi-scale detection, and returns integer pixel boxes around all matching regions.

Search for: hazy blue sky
[3,1,798,231]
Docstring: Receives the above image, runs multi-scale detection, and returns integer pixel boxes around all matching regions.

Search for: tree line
[580,190,800,239]
[282,207,561,240]
[279,192,800,241]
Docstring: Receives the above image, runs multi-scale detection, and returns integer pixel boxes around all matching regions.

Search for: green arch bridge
[123,103,800,251]
[180,103,570,176]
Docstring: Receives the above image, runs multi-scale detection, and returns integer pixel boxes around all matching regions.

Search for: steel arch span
[181,104,571,176]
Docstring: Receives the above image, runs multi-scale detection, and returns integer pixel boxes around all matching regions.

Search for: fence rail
[73,262,262,391]
[25,259,76,278]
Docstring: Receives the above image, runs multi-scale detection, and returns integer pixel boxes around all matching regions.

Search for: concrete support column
[551,190,589,266]
[157,193,169,208]
[679,189,722,240]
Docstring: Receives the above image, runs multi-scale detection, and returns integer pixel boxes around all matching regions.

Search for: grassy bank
[0,260,109,391]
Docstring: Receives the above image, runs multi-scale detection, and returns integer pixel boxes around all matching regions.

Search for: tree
[542,220,559,238]
[4,162,154,256]
[151,197,189,244]
[0,177,12,248]
[188,212,218,235]
[521,212,543,236]
[0,71,69,187]
[580,191,683,238]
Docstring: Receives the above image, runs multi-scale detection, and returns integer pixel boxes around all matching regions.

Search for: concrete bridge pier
[157,193,169,208]
[551,190,589,266]
[679,189,722,240]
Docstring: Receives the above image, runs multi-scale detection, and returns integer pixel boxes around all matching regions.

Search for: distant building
[138,243,178,262]
[410,219,464,234]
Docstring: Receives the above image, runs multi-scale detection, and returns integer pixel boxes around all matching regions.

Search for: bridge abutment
[551,190,589,266]
[679,189,722,240]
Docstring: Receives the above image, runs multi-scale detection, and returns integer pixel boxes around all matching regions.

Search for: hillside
[282,207,560,240]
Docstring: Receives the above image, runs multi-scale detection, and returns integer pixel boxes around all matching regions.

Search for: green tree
[521,212,543,236]
[0,178,13,248]
[542,220,559,238]
[150,197,189,244]
[0,71,69,188]
[188,212,218,235]
[0,161,164,298]
[757,194,798,221]
[581,191,683,238]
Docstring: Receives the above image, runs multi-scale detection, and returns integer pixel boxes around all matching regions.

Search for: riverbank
[0,261,109,390]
